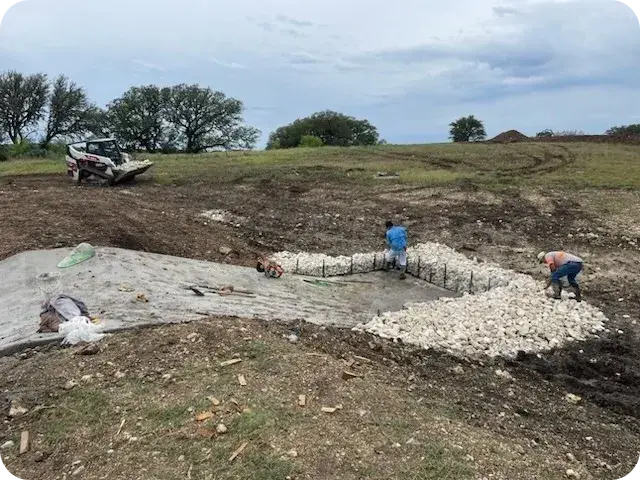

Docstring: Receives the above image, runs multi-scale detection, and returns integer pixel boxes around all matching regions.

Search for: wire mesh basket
[35,271,62,301]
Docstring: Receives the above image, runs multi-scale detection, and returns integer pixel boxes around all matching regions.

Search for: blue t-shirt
[386,226,407,251]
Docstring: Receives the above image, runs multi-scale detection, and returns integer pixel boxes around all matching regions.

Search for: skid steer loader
[65,138,154,186]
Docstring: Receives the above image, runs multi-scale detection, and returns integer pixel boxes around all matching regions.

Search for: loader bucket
[113,161,154,184]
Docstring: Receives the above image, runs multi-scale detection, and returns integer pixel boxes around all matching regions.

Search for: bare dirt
[1,157,639,478]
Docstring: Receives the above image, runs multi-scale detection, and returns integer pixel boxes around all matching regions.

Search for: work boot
[399,267,407,280]
[384,262,392,272]
[551,282,562,300]
[569,284,582,302]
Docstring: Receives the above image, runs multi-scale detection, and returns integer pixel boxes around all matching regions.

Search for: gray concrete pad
[0,247,458,355]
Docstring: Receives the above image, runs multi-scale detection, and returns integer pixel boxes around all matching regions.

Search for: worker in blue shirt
[384,219,408,279]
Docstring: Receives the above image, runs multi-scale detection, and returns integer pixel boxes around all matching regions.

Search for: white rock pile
[270,242,609,360]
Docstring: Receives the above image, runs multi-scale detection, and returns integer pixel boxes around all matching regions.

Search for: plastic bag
[58,316,106,345]
[57,243,96,269]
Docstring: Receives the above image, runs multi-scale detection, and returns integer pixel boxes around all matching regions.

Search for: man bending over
[538,250,583,302]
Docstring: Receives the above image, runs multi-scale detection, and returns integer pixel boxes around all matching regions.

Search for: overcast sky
[1,0,639,147]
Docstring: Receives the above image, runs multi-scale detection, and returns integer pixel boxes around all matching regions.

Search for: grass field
[1,140,639,480]
[2,142,640,189]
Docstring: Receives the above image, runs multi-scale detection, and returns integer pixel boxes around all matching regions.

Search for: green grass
[2,142,639,189]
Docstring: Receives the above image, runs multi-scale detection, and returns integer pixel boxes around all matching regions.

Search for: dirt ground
[1,147,640,478]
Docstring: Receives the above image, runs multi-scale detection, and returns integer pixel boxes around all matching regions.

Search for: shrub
[298,135,323,148]
[535,129,554,137]
[0,145,8,162]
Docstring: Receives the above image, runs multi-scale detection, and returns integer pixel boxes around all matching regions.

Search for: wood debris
[298,395,306,407]
[115,418,126,436]
[208,397,221,406]
[196,427,216,439]
[19,431,29,455]
[220,359,243,367]
[353,355,371,363]
[237,374,247,386]
[229,441,248,462]
[342,370,363,380]
[196,411,214,422]
[321,407,338,413]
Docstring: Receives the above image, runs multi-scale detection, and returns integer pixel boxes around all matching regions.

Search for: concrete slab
[0,247,458,355]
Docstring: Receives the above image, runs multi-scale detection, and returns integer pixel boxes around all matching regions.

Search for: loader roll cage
[67,138,125,165]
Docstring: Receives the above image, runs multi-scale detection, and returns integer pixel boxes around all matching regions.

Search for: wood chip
[229,441,248,462]
[196,427,216,439]
[115,418,126,436]
[237,375,247,386]
[220,359,243,367]
[19,431,29,454]
[208,397,221,406]
[298,395,306,407]
[345,359,356,368]
[321,407,337,413]
[342,370,363,380]
[196,411,214,422]
[353,355,371,363]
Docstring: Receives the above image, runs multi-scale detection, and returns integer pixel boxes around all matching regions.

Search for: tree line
[0,70,260,154]
[2,69,639,159]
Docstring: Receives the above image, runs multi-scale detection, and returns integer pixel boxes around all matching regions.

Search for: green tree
[164,84,259,153]
[0,70,49,144]
[606,124,640,136]
[42,75,94,147]
[448,115,486,142]
[298,135,323,147]
[267,110,379,149]
[536,129,554,137]
[84,107,112,139]
[106,85,174,152]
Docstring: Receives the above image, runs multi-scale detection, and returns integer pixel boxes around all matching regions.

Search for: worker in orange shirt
[537,250,583,302]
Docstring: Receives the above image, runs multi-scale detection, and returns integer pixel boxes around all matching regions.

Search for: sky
[0,0,639,148]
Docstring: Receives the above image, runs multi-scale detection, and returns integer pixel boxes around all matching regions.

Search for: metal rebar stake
[444,264,447,289]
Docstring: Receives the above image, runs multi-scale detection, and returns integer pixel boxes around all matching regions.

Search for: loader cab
[86,139,124,165]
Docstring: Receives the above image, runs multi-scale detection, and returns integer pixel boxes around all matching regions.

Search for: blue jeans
[551,262,583,286]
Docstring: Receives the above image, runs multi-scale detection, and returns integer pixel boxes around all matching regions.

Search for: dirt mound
[489,130,529,143]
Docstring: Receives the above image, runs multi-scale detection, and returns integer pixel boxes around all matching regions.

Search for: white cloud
[0,0,639,146]
[131,59,167,72]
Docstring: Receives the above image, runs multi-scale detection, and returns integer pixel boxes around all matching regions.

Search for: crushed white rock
[199,209,245,224]
[270,242,609,360]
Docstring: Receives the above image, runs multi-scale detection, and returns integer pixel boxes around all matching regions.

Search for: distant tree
[267,110,379,149]
[553,130,585,136]
[606,124,640,136]
[164,84,260,153]
[41,75,94,147]
[0,70,49,144]
[106,85,174,152]
[378,139,388,145]
[449,115,486,142]
[298,135,323,147]
[536,129,554,137]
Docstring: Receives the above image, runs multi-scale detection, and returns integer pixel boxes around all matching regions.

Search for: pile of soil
[489,130,529,143]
